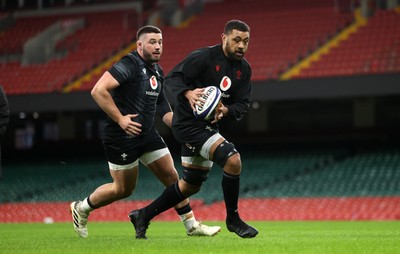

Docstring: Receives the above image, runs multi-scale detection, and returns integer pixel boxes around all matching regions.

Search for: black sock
[143,182,186,221]
[222,171,240,220]
[175,203,192,215]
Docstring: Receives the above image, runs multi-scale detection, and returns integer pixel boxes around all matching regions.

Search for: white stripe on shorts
[200,133,223,160]
[181,132,223,168]
[139,147,170,166]
[108,160,138,171]
[181,156,214,168]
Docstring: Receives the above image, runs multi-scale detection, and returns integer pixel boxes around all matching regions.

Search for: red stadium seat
[296,9,400,79]
[0,10,137,95]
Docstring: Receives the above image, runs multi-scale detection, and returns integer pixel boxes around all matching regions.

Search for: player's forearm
[91,88,123,124]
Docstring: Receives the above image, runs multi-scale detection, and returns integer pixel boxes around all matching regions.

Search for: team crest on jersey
[150,75,158,90]
[142,68,146,74]
[219,76,231,91]
[236,70,242,80]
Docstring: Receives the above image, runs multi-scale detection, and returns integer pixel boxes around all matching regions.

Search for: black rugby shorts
[172,124,218,157]
[103,128,167,165]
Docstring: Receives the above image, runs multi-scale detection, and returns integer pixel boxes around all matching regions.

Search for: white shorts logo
[219,76,231,91]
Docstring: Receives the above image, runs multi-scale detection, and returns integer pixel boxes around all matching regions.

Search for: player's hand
[211,101,227,124]
[184,88,205,111]
[118,114,142,136]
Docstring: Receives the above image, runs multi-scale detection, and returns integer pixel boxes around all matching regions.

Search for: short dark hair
[224,20,250,35]
[136,25,162,40]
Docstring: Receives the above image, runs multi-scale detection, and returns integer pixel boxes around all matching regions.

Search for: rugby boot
[128,209,149,239]
[226,217,258,238]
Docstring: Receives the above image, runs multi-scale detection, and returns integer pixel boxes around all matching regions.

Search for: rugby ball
[194,86,222,120]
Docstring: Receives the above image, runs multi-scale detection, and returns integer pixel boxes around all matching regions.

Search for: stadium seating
[2,146,400,202]
[0,10,137,95]
[1,0,356,94]
[240,147,400,199]
[1,145,400,222]
[0,16,58,55]
[159,0,353,81]
[0,157,168,203]
[2,1,400,95]
[295,9,400,79]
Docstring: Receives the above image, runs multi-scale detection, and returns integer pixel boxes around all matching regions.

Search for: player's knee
[115,186,134,198]
[181,166,209,187]
[225,153,242,174]
[164,170,180,186]
[213,140,238,168]
[180,180,202,197]
[226,152,241,166]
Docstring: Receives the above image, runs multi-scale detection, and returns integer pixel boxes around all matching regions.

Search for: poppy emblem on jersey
[216,65,220,72]
[219,76,231,91]
[150,75,158,90]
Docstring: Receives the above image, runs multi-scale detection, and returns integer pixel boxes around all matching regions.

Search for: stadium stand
[159,0,354,80]
[0,10,137,95]
[1,0,400,224]
[0,16,57,56]
[1,0,356,95]
[241,147,400,198]
[3,1,400,94]
[0,156,171,204]
[1,145,400,222]
[293,8,400,79]
[60,2,400,87]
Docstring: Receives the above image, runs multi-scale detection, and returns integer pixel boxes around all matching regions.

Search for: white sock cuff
[80,197,94,213]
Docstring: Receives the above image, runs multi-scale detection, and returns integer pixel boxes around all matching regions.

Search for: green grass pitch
[1,221,400,254]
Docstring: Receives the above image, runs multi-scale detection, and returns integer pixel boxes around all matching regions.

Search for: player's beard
[224,42,245,61]
[143,49,161,64]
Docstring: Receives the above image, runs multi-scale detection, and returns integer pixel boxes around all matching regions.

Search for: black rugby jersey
[104,51,171,142]
[165,44,251,128]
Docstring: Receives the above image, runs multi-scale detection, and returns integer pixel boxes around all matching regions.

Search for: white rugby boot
[69,201,89,238]
[187,221,221,236]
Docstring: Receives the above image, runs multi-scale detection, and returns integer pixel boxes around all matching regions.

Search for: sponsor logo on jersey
[146,90,159,96]
[221,92,230,98]
[219,76,231,91]
[150,75,158,90]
